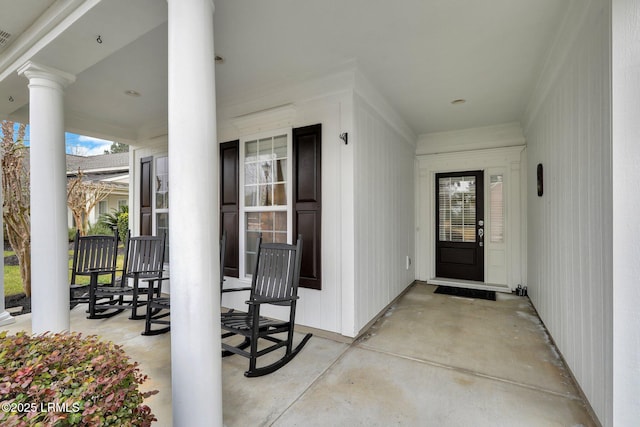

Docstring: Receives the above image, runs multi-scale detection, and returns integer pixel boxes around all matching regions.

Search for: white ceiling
[0,0,569,142]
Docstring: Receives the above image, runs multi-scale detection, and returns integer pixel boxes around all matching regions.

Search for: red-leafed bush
[0,331,157,426]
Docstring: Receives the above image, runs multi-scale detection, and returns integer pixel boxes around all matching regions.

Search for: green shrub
[68,228,78,242]
[117,212,128,244]
[0,332,157,426]
[87,223,114,237]
[99,206,128,243]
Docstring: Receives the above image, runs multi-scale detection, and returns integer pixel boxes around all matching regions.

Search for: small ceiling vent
[0,30,11,48]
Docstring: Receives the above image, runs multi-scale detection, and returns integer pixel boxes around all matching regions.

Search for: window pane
[273,183,287,205]
[246,140,257,161]
[260,212,274,230]
[245,228,259,277]
[274,233,287,243]
[258,137,272,161]
[259,184,272,206]
[245,162,258,185]
[155,157,169,209]
[245,186,257,207]
[490,174,504,243]
[274,211,287,231]
[259,161,273,184]
[275,159,287,182]
[438,176,476,243]
[273,135,287,158]
[246,212,260,231]
[157,212,169,260]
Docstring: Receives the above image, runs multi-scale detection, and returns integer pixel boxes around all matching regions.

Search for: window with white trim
[98,200,108,216]
[489,174,504,243]
[241,131,291,277]
[155,156,169,259]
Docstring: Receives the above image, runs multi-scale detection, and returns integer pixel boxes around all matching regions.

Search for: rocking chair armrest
[246,295,299,305]
[222,286,252,293]
[86,267,119,274]
[142,276,171,283]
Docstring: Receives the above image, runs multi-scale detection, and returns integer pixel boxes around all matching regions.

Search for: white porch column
[18,62,75,334]
[0,186,16,326]
[167,1,222,426]
[613,0,640,424]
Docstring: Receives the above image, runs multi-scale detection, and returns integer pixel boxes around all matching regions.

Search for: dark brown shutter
[140,156,153,236]
[220,141,240,277]
[293,124,321,290]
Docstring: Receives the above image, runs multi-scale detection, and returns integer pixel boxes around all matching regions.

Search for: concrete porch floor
[2,282,597,426]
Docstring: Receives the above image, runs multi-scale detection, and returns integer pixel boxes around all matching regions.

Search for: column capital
[17,61,75,88]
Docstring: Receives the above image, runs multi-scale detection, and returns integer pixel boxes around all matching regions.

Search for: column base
[0,310,16,326]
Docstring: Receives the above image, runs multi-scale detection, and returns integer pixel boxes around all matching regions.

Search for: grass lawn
[4,250,125,297]
[4,265,23,296]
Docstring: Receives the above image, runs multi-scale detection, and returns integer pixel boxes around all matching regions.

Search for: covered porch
[2,0,640,425]
[3,282,596,426]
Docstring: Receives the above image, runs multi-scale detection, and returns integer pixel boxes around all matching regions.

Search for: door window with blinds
[243,133,290,277]
[438,175,477,242]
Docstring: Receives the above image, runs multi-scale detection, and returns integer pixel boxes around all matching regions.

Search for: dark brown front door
[435,171,484,281]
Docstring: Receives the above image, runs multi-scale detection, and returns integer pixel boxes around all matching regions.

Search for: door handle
[478,228,484,239]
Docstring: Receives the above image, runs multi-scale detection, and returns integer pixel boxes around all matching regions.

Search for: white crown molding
[230,104,298,136]
[417,122,525,156]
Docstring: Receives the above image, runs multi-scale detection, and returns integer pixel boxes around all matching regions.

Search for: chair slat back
[71,229,118,284]
[122,231,166,279]
[251,236,302,305]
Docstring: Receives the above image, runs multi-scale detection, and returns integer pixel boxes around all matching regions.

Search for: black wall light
[537,163,544,197]
[339,132,348,145]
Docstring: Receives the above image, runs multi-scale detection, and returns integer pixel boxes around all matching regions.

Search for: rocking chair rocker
[143,232,233,335]
[221,235,312,377]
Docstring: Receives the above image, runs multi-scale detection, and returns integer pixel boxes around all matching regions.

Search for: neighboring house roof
[66,152,129,174]
[65,152,130,192]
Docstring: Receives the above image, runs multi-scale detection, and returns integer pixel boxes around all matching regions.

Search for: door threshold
[428,278,511,294]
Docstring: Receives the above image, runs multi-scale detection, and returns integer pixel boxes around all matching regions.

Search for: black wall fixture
[537,163,544,197]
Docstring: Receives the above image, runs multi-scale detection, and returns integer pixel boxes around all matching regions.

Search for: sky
[65,133,115,156]
[10,122,115,156]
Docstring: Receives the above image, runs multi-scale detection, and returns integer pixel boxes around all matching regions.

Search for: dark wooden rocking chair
[88,231,165,320]
[69,229,119,307]
[143,232,232,335]
[221,235,312,377]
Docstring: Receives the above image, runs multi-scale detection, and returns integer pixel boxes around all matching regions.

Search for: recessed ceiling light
[451,99,466,105]
[124,90,141,97]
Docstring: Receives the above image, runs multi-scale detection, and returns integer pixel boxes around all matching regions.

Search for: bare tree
[1,120,31,296]
[67,169,116,236]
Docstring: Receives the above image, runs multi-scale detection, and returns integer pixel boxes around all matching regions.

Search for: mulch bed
[6,293,30,316]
